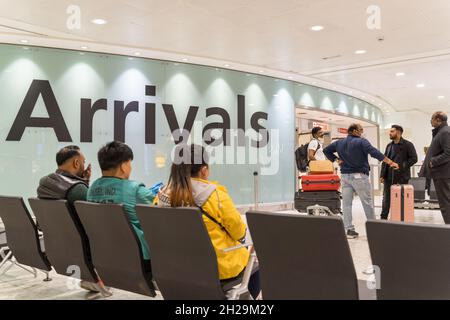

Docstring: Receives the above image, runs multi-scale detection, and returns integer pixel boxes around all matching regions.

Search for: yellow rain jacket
[155,178,249,280]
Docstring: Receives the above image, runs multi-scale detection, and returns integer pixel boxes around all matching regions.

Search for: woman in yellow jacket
[154,144,260,299]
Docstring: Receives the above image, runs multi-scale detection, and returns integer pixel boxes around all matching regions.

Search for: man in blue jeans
[324,124,399,238]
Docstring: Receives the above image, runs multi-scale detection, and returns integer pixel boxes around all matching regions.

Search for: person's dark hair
[97,141,134,171]
[56,145,80,166]
[347,123,360,134]
[168,144,209,207]
[391,125,404,134]
[311,127,322,137]
[433,111,448,122]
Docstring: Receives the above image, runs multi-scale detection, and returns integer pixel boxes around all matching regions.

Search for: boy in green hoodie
[87,141,160,260]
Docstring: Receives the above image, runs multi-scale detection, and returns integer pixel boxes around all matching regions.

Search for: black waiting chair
[74,201,157,297]
[135,206,256,300]
[28,198,98,284]
[367,220,450,300]
[246,211,375,300]
[0,196,51,279]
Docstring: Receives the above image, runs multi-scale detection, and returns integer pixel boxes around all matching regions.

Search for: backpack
[295,140,321,172]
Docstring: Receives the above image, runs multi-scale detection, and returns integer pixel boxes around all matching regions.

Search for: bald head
[431,111,448,128]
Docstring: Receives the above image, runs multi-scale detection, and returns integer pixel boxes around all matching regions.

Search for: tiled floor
[0,197,444,300]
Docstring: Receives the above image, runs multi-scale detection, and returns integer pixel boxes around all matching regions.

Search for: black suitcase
[409,177,426,201]
[295,191,341,214]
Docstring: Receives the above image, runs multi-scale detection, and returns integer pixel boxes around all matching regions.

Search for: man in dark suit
[419,112,450,224]
[380,125,418,220]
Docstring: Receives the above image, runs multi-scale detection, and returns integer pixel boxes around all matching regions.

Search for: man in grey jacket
[37,145,91,206]
[419,112,450,224]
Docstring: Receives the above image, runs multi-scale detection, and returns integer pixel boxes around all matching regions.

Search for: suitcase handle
[303,179,338,185]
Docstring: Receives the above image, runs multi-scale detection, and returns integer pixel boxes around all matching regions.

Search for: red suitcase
[301,174,341,192]
[390,184,414,222]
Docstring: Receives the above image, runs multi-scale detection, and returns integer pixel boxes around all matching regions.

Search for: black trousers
[433,178,450,224]
[381,175,409,220]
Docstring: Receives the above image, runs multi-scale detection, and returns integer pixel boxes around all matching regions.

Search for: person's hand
[83,163,92,181]
[429,161,434,168]
[380,177,384,184]
[390,162,399,170]
[337,159,344,166]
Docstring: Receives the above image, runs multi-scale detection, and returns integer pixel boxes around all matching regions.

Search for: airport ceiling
[1,0,450,114]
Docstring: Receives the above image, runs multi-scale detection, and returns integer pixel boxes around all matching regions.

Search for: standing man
[308,127,326,161]
[324,124,399,238]
[380,125,418,220]
[419,112,450,224]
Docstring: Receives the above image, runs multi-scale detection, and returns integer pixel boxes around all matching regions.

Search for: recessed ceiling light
[223,64,230,67]
[288,76,293,79]
[311,25,324,31]
[92,18,107,25]
[259,70,264,74]
[182,58,189,62]
[134,52,141,56]
[355,50,367,55]
[395,72,405,77]
[416,83,425,88]
[438,95,445,99]
[81,46,88,50]
[20,39,28,43]
[128,57,134,60]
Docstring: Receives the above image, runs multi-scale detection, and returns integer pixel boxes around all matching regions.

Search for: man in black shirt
[380,125,418,220]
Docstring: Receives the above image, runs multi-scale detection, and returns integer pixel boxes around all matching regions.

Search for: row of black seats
[1,195,450,300]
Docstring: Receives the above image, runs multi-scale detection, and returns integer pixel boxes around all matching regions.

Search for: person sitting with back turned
[323,123,399,239]
[87,141,159,262]
[37,145,100,293]
[37,145,91,206]
[154,144,261,299]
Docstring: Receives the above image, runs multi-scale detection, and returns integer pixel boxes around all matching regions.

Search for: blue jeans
[341,173,375,231]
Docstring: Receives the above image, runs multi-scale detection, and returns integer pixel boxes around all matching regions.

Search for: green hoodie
[87,177,156,260]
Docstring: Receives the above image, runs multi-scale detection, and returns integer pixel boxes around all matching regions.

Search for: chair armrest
[222,242,253,253]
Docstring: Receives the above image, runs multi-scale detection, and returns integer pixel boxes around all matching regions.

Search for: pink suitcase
[390,184,414,222]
